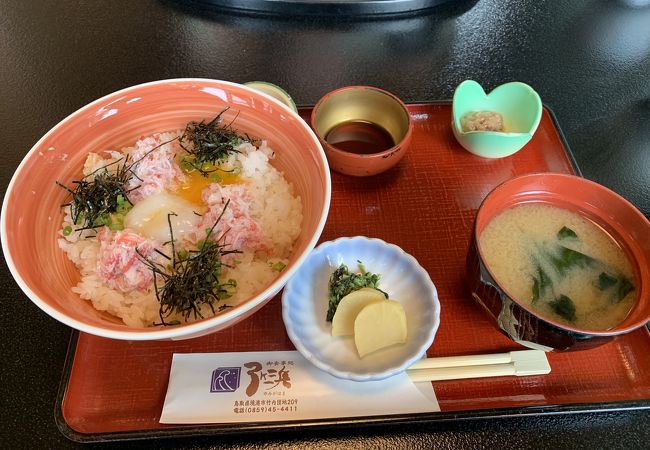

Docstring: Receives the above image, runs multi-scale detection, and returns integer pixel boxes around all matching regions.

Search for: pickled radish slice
[331,288,386,337]
[354,300,407,358]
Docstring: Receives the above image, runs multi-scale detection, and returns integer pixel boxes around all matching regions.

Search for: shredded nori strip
[179,108,258,176]
[326,261,386,322]
[58,111,255,232]
[56,139,175,232]
[137,201,241,326]
[57,159,135,232]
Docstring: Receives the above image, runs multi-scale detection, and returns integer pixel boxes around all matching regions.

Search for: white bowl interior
[282,236,441,381]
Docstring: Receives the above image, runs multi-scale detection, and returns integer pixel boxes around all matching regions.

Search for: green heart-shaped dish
[452,80,542,158]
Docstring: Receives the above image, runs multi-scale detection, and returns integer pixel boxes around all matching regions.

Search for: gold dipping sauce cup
[311,86,413,176]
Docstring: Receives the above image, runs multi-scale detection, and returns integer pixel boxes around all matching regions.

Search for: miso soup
[479,203,636,331]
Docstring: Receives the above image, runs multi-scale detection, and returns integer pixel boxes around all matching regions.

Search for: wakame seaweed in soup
[479,203,636,330]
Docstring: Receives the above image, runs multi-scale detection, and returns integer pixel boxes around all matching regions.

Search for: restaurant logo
[243,361,292,397]
[210,367,241,393]
[210,361,294,396]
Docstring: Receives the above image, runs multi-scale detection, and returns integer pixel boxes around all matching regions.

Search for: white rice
[58,132,302,327]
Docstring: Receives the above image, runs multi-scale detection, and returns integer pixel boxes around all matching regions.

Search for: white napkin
[160,351,439,424]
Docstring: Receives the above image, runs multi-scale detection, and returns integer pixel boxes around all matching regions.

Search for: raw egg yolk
[177,171,211,205]
[176,169,242,205]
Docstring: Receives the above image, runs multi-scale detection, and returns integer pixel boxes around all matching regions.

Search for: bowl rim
[310,85,414,159]
[244,80,298,113]
[281,235,441,381]
[474,172,650,337]
[1,77,332,341]
[452,80,542,138]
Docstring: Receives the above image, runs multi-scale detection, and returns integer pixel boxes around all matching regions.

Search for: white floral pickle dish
[282,236,441,381]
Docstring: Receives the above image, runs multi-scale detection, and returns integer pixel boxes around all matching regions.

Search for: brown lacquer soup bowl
[467,173,650,351]
[1,79,331,341]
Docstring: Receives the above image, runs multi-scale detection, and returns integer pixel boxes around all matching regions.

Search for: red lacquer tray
[56,103,650,442]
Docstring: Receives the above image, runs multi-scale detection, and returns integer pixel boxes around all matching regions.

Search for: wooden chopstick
[406,350,551,382]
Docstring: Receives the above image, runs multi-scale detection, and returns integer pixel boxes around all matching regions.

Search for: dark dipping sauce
[325,120,395,154]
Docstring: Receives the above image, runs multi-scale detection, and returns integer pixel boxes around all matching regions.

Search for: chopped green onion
[210,173,222,183]
[180,157,196,173]
[62,225,72,236]
[271,261,286,272]
[108,222,124,231]
[94,214,111,226]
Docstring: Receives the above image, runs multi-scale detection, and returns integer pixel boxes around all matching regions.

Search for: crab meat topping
[126,133,185,203]
[96,228,157,293]
[200,183,267,256]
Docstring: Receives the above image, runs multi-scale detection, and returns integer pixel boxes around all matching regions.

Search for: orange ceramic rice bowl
[1,79,331,341]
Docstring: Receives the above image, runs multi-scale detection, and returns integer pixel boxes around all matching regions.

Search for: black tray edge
[542,102,582,177]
